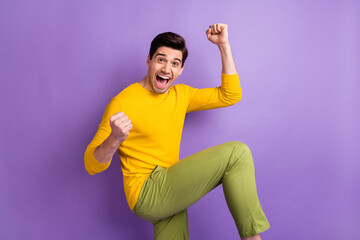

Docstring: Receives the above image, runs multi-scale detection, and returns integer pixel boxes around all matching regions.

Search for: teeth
[158,75,170,80]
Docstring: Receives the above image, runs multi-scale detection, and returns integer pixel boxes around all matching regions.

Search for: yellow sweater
[84,73,242,210]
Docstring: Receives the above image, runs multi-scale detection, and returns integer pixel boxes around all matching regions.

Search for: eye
[172,62,180,67]
[158,58,164,63]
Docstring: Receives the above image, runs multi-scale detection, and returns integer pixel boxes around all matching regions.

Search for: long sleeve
[186,73,242,113]
[84,98,122,175]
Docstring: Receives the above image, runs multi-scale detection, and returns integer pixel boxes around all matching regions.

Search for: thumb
[206,28,212,38]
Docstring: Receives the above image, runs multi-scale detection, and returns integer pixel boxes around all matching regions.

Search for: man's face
[144,46,184,94]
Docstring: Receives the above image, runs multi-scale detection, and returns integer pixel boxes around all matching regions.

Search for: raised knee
[226,141,254,169]
[226,141,251,152]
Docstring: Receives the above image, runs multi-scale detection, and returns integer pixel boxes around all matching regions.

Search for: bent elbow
[221,91,242,106]
[84,158,97,175]
[231,94,242,105]
[84,147,104,176]
[85,166,96,175]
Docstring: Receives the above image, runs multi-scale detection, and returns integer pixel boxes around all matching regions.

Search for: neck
[138,74,149,88]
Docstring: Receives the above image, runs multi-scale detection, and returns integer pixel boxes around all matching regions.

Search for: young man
[84,23,270,240]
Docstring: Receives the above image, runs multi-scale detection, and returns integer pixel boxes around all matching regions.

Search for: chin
[152,80,173,94]
[154,87,169,94]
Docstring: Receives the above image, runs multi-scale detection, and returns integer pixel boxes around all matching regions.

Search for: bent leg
[133,141,270,238]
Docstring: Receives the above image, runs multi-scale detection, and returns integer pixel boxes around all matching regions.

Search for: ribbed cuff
[84,146,111,175]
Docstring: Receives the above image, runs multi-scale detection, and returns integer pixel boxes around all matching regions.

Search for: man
[84,23,270,240]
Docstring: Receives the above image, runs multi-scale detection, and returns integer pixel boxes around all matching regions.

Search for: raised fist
[206,23,229,45]
[109,112,132,143]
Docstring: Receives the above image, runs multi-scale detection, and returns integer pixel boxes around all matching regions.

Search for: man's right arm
[84,97,132,175]
[93,112,132,164]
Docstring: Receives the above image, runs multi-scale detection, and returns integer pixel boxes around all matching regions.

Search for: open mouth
[155,74,171,89]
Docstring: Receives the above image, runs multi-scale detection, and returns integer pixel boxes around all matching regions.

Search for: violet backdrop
[0,0,359,239]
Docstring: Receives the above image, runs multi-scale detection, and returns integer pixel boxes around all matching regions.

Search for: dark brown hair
[149,32,188,67]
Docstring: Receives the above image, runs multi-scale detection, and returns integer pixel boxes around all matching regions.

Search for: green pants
[132,141,270,239]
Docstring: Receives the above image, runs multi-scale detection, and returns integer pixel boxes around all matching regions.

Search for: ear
[179,64,185,75]
[146,55,150,67]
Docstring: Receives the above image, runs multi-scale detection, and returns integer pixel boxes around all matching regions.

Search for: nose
[162,62,171,74]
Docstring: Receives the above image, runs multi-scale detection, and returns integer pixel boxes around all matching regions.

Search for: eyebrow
[155,53,182,64]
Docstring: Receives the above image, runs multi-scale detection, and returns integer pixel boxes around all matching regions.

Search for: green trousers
[132,141,270,239]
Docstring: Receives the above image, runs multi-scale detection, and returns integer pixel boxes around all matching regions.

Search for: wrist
[108,133,123,147]
[217,42,231,50]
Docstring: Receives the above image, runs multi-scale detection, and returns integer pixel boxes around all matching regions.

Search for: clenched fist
[206,23,229,45]
[109,112,133,143]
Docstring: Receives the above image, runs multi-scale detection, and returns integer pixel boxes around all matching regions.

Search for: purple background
[1,0,359,239]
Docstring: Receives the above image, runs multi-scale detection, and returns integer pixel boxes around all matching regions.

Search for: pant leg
[152,209,189,240]
[133,141,270,238]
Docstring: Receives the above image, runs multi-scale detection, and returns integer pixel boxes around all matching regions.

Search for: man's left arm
[206,23,237,74]
[186,23,242,113]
